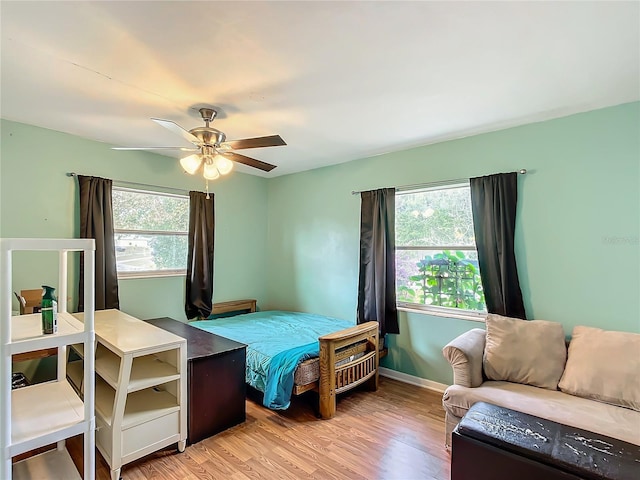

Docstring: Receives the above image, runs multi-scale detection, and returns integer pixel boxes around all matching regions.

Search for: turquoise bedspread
[191,311,353,410]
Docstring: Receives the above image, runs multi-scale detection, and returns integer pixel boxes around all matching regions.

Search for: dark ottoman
[451,402,639,480]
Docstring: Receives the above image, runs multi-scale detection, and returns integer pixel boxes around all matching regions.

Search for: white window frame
[395,182,487,321]
[113,187,189,279]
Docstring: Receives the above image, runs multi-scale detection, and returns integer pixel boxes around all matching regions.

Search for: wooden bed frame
[210,299,379,419]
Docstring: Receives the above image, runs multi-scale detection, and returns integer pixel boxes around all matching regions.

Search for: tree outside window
[396,184,486,313]
[112,188,189,277]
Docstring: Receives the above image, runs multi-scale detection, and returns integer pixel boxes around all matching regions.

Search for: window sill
[397,304,487,323]
[118,271,186,280]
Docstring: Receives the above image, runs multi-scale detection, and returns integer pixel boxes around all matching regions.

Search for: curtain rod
[351,169,527,195]
[67,172,189,196]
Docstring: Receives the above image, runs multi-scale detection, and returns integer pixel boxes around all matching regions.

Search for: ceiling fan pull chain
[205,179,210,199]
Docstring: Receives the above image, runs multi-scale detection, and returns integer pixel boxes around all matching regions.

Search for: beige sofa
[441,315,640,448]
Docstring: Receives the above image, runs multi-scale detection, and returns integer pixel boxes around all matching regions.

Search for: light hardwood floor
[69,377,451,480]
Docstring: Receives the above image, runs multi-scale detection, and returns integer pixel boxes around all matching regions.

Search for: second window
[395,183,486,314]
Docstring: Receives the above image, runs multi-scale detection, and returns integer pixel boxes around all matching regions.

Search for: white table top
[74,309,185,355]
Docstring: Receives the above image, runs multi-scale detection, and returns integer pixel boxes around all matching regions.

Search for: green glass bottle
[41,285,58,334]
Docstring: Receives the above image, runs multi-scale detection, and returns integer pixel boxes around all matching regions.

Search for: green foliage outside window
[396,185,486,312]
[112,190,188,231]
[397,250,485,310]
[112,189,189,273]
[148,236,189,270]
[396,187,475,247]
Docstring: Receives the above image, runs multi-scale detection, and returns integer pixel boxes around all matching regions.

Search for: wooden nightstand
[145,317,247,444]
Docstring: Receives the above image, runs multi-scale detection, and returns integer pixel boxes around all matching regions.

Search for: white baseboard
[379,367,448,394]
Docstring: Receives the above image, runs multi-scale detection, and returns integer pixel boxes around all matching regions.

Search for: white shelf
[0,238,95,252]
[128,356,181,393]
[94,345,120,389]
[72,309,187,480]
[12,448,81,480]
[96,380,180,429]
[66,360,84,395]
[74,310,185,355]
[121,386,180,429]
[96,348,180,392]
[9,313,87,355]
[10,380,85,456]
[95,377,116,427]
[71,343,85,358]
[1,237,95,480]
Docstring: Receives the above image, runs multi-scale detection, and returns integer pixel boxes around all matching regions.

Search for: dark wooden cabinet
[146,317,247,444]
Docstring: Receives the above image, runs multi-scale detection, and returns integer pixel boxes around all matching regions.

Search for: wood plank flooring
[68,377,451,480]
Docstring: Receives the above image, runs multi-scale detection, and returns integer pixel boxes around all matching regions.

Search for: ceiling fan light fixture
[116,107,283,182]
[203,162,220,180]
[214,154,234,175]
[180,154,202,175]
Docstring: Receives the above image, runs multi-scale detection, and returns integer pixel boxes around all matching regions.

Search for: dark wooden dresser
[146,317,247,444]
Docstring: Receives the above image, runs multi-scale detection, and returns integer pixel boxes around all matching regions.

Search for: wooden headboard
[211,299,257,316]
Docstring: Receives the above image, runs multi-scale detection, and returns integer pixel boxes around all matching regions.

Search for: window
[112,187,189,278]
[395,183,486,315]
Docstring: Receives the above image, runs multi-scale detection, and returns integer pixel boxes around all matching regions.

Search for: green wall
[2,102,639,386]
[265,102,640,385]
[0,119,269,321]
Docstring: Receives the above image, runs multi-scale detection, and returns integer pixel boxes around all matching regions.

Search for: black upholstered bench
[451,402,639,480]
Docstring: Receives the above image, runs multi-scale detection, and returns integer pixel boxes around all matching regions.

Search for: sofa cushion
[442,381,640,446]
[483,314,566,390]
[558,326,640,411]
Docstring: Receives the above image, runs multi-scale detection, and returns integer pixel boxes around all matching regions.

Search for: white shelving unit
[70,309,187,480]
[1,238,96,480]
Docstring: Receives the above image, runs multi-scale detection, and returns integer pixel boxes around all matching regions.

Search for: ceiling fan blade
[223,152,277,172]
[152,118,201,145]
[112,146,198,151]
[221,135,286,150]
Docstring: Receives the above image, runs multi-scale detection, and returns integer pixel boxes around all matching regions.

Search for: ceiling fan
[114,107,286,180]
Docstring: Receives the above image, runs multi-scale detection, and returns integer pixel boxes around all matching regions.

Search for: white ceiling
[1,1,639,178]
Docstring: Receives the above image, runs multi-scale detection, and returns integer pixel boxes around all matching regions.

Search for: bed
[190,299,379,419]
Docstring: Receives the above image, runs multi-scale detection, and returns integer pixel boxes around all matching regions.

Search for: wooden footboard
[318,321,379,419]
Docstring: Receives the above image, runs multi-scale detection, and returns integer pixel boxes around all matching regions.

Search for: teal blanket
[191,311,353,410]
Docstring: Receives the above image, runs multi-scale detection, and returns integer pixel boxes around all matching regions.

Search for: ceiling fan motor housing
[189,126,226,146]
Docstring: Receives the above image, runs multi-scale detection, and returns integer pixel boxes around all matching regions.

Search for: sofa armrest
[442,328,486,388]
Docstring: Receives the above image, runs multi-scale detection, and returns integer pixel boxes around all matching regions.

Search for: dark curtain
[185,191,215,319]
[470,172,526,319]
[78,175,119,311]
[357,188,399,336]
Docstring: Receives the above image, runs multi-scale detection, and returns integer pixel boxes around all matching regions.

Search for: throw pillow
[483,313,567,390]
[558,326,640,411]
